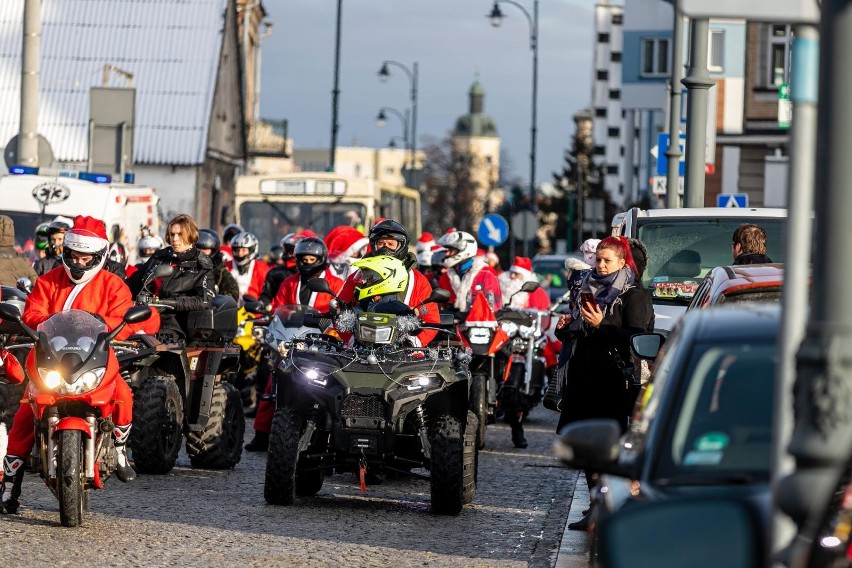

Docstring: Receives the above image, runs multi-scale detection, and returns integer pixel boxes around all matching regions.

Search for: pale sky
[259,0,598,184]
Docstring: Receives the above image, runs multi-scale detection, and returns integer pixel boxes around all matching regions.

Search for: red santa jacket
[228,258,270,300]
[24,266,160,339]
[438,257,503,312]
[339,268,440,347]
[271,270,344,312]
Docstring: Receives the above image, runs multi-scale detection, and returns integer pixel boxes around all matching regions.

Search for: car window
[687,277,713,310]
[532,259,571,289]
[653,340,776,484]
[716,289,782,305]
[638,218,785,304]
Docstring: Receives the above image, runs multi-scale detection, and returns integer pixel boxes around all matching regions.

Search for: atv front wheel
[265,406,302,505]
[130,376,183,474]
[430,414,465,515]
[470,374,488,450]
[186,381,245,469]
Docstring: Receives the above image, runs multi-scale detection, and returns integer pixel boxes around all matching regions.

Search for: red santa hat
[509,256,533,279]
[298,229,318,239]
[476,248,486,257]
[326,226,369,263]
[64,215,109,254]
[416,232,435,254]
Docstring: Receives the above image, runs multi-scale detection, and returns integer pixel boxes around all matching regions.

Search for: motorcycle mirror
[521,281,540,293]
[244,301,265,314]
[423,288,451,305]
[0,302,22,323]
[16,277,32,294]
[123,305,153,324]
[152,264,174,279]
[243,294,258,304]
[329,298,340,311]
[306,278,333,296]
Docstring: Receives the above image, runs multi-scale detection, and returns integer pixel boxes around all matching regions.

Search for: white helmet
[137,234,164,263]
[437,231,478,269]
[230,231,259,267]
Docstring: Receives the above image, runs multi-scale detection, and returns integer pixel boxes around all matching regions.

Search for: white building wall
[133,165,198,221]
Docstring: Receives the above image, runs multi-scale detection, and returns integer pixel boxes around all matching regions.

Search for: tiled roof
[0,0,228,165]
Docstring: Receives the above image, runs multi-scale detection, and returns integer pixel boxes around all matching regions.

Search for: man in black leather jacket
[126,214,215,340]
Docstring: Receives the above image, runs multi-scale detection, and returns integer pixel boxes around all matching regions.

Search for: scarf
[584,266,635,311]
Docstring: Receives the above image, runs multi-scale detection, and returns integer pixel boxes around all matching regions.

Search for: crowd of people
[0,208,691,517]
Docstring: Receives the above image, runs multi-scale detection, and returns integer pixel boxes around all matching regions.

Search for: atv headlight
[39,367,106,395]
[519,324,537,339]
[357,325,394,344]
[402,374,443,392]
[300,368,328,387]
[500,321,519,337]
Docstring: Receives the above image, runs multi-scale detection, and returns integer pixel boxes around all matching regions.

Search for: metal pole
[783,2,852,562]
[665,1,685,208]
[622,109,636,203]
[19,0,41,167]
[328,0,343,172]
[576,160,584,249]
[772,24,819,561]
[411,62,419,176]
[681,18,713,208]
[524,0,539,258]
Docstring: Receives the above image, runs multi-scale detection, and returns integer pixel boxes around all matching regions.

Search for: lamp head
[378,61,391,83]
[376,109,387,128]
[488,3,505,27]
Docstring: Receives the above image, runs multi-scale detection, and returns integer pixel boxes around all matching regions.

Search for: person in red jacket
[436,230,502,312]
[2,216,150,514]
[228,231,270,302]
[246,237,344,452]
[337,219,440,347]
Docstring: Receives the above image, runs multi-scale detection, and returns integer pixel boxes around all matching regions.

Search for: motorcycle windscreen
[37,309,108,359]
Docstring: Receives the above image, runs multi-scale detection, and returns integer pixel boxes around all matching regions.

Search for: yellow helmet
[352,255,409,301]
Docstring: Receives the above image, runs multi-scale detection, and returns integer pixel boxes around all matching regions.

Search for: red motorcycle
[0,303,151,527]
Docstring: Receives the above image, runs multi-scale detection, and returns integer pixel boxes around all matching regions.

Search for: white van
[0,173,161,264]
[610,207,788,331]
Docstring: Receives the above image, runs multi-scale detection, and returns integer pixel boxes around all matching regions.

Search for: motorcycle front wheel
[57,429,85,527]
[470,374,488,450]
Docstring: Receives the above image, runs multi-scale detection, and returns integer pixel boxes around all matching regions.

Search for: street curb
[554,471,590,567]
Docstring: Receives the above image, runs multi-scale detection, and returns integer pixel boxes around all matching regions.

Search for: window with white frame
[640,37,670,77]
[708,29,725,72]
[768,24,793,86]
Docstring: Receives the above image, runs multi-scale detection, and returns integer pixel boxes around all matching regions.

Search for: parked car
[687,264,784,310]
[609,206,787,330]
[556,303,779,566]
[532,253,584,302]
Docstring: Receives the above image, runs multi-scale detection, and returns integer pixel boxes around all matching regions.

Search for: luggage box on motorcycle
[185,295,238,342]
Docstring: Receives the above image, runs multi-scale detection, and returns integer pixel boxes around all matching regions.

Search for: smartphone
[580,291,595,307]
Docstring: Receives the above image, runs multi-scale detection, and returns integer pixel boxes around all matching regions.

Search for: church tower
[451,80,502,232]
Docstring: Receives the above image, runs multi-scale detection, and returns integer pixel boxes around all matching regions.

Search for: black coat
[126,246,215,337]
[259,264,296,305]
[733,253,773,265]
[557,286,654,432]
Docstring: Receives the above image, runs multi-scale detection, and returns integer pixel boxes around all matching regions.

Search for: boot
[510,422,528,449]
[245,431,269,452]
[114,424,136,483]
[1,455,25,514]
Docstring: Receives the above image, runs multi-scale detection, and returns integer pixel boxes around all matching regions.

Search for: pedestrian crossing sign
[717,194,748,208]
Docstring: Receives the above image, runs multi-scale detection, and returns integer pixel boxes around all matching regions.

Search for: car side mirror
[306,278,333,295]
[521,281,540,293]
[123,305,152,324]
[631,333,665,360]
[555,419,622,472]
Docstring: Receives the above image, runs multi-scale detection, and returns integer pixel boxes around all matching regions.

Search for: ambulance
[0,168,161,264]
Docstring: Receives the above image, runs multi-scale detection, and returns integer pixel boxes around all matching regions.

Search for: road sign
[778,83,792,130]
[680,0,819,23]
[717,194,749,208]
[511,210,538,241]
[477,213,509,247]
[651,176,685,197]
[656,133,686,176]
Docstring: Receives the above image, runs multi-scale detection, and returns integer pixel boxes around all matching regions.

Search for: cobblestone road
[0,406,577,567]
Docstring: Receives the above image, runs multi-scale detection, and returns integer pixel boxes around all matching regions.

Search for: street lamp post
[375,107,410,157]
[329,0,343,172]
[378,61,419,177]
[488,0,538,257]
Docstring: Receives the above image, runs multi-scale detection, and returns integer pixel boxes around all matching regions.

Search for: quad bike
[0,303,152,527]
[264,280,477,515]
[116,264,244,473]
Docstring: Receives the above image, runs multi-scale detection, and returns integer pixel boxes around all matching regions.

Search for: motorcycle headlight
[39,367,106,395]
[300,367,328,387]
[500,321,519,337]
[402,374,443,392]
[467,327,492,344]
[519,325,537,338]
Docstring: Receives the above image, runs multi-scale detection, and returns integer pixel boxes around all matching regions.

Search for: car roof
[710,264,785,295]
[677,303,781,342]
[635,207,787,219]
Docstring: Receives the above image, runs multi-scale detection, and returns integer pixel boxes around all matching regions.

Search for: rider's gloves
[156,298,178,308]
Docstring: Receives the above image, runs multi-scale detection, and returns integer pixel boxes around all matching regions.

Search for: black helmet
[369,219,409,260]
[268,245,284,263]
[222,223,243,246]
[294,237,328,278]
[279,232,302,257]
[197,228,221,255]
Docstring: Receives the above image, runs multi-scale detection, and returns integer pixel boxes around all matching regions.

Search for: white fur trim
[509,266,532,279]
[342,237,369,260]
[565,257,591,271]
[448,256,488,312]
[64,231,108,254]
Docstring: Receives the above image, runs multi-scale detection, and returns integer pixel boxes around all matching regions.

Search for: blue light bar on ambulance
[9,165,38,175]
[77,172,112,183]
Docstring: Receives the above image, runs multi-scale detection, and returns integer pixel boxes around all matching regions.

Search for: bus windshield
[239,201,366,246]
[638,217,785,303]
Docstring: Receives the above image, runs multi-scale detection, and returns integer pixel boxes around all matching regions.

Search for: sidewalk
[555,472,590,568]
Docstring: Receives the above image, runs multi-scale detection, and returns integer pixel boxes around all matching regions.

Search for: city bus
[235,172,421,248]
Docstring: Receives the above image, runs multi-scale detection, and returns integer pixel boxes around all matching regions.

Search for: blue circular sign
[477,214,509,247]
